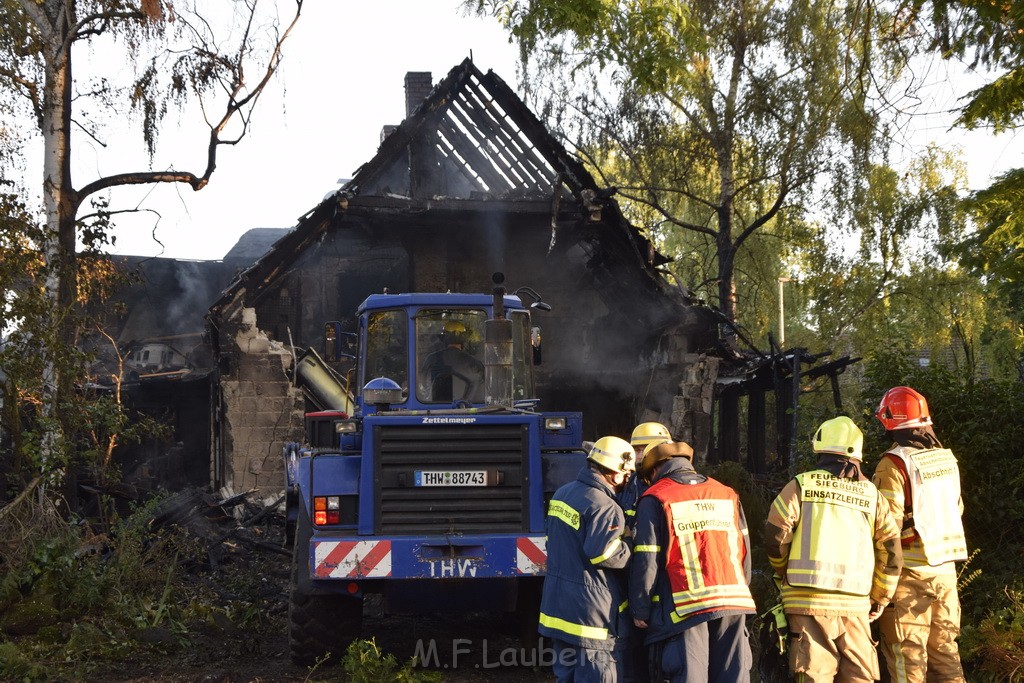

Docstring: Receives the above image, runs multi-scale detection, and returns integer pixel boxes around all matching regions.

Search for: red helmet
[875,386,932,431]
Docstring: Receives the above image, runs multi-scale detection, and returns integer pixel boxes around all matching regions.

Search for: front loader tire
[288,506,363,666]
[514,577,546,657]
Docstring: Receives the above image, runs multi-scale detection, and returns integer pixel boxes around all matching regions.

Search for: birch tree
[0,0,301,482]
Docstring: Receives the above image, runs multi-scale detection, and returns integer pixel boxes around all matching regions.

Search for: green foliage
[958,66,1024,132]
[790,147,1024,382]
[957,168,1024,360]
[473,0,904,325]
[0,0,301,499]
[898,2,1024,347]
[341,638,443,683]
[0,641,47,681]
[0,189,170,511]
[1,493,195,620]
[958,548,983,594]
[907,0,1024,70]
[471,0,691,94]
[959,585,1024,681]
[0,492,214,677]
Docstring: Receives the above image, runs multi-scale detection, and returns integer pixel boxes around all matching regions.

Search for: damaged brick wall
[218,307,305,492]
[670,354,719,462]
[630,320,720,460]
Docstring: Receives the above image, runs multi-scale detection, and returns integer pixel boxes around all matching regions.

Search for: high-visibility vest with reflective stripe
[886,447,968,565]
[644,477,755,620]
[788,471,876,596]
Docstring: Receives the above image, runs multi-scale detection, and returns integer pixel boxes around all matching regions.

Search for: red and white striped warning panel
[314,540,392,578]
[516,536,547,574]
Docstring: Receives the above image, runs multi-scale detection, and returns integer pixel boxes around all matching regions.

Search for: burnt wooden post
[830,372,843,411]
[716,386,741,463]
[747,389,767,474]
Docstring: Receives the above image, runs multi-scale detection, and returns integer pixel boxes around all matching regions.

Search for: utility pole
[778,276,792,347]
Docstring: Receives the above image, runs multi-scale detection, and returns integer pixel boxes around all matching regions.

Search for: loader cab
[354,293,538,413]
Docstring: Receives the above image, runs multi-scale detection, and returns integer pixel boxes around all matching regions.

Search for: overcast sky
[90,1,1020,261]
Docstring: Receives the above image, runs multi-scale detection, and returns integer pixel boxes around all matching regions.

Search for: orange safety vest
[644,476,755,620]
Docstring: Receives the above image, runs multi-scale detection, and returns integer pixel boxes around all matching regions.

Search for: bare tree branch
[77,0,303,203]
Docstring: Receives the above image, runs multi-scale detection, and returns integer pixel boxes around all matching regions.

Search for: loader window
[364,310,408,399]
[416,309,486,404]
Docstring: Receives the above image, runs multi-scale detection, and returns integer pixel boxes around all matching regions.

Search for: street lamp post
[778,276,792,348]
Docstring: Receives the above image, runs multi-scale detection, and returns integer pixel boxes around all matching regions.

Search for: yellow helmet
[638,441,694,484]
[588,436,636,474]
[441,320,468,343]
[812,416,863,460]
[630,422,671,448]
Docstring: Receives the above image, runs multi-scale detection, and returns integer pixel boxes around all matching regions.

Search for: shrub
[960,586,1024,681]
[341,638,443,683]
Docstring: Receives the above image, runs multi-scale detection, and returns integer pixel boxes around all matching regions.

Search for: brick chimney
[405,71,439,198]
[405,72,432,117]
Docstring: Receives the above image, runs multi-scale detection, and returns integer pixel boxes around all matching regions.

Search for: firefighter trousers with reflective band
[550,638,623,683]
[787,613,878,682]
[877,569,964,683]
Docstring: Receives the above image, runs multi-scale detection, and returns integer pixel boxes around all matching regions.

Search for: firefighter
[620,422,672,528]
[873,386,968,682]
[421,320,483,402]
[539,435,636,683]
[629,440,756,682]
[619,422,671,683]
[765,416,903,682]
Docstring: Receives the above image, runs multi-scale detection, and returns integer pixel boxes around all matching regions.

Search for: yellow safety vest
[787,471,877,596]
[887,447,968,565]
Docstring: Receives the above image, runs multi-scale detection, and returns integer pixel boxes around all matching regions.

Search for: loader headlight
[544,417,567,431]
[335,420,358,434]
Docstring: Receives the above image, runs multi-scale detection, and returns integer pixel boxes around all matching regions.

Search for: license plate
[414,470,487,487]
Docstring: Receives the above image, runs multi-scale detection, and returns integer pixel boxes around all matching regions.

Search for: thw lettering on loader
[429,559,478,577]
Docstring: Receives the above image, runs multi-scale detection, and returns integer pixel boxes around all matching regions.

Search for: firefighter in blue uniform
[618,422,671,682]
[630,440,756,682]
[540,436,636,682]
[619,422,672,529]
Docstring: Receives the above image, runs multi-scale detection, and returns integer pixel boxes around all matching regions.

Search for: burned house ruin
[206,60,725,495]
[79,231,289,494]
[82,60,855,501]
